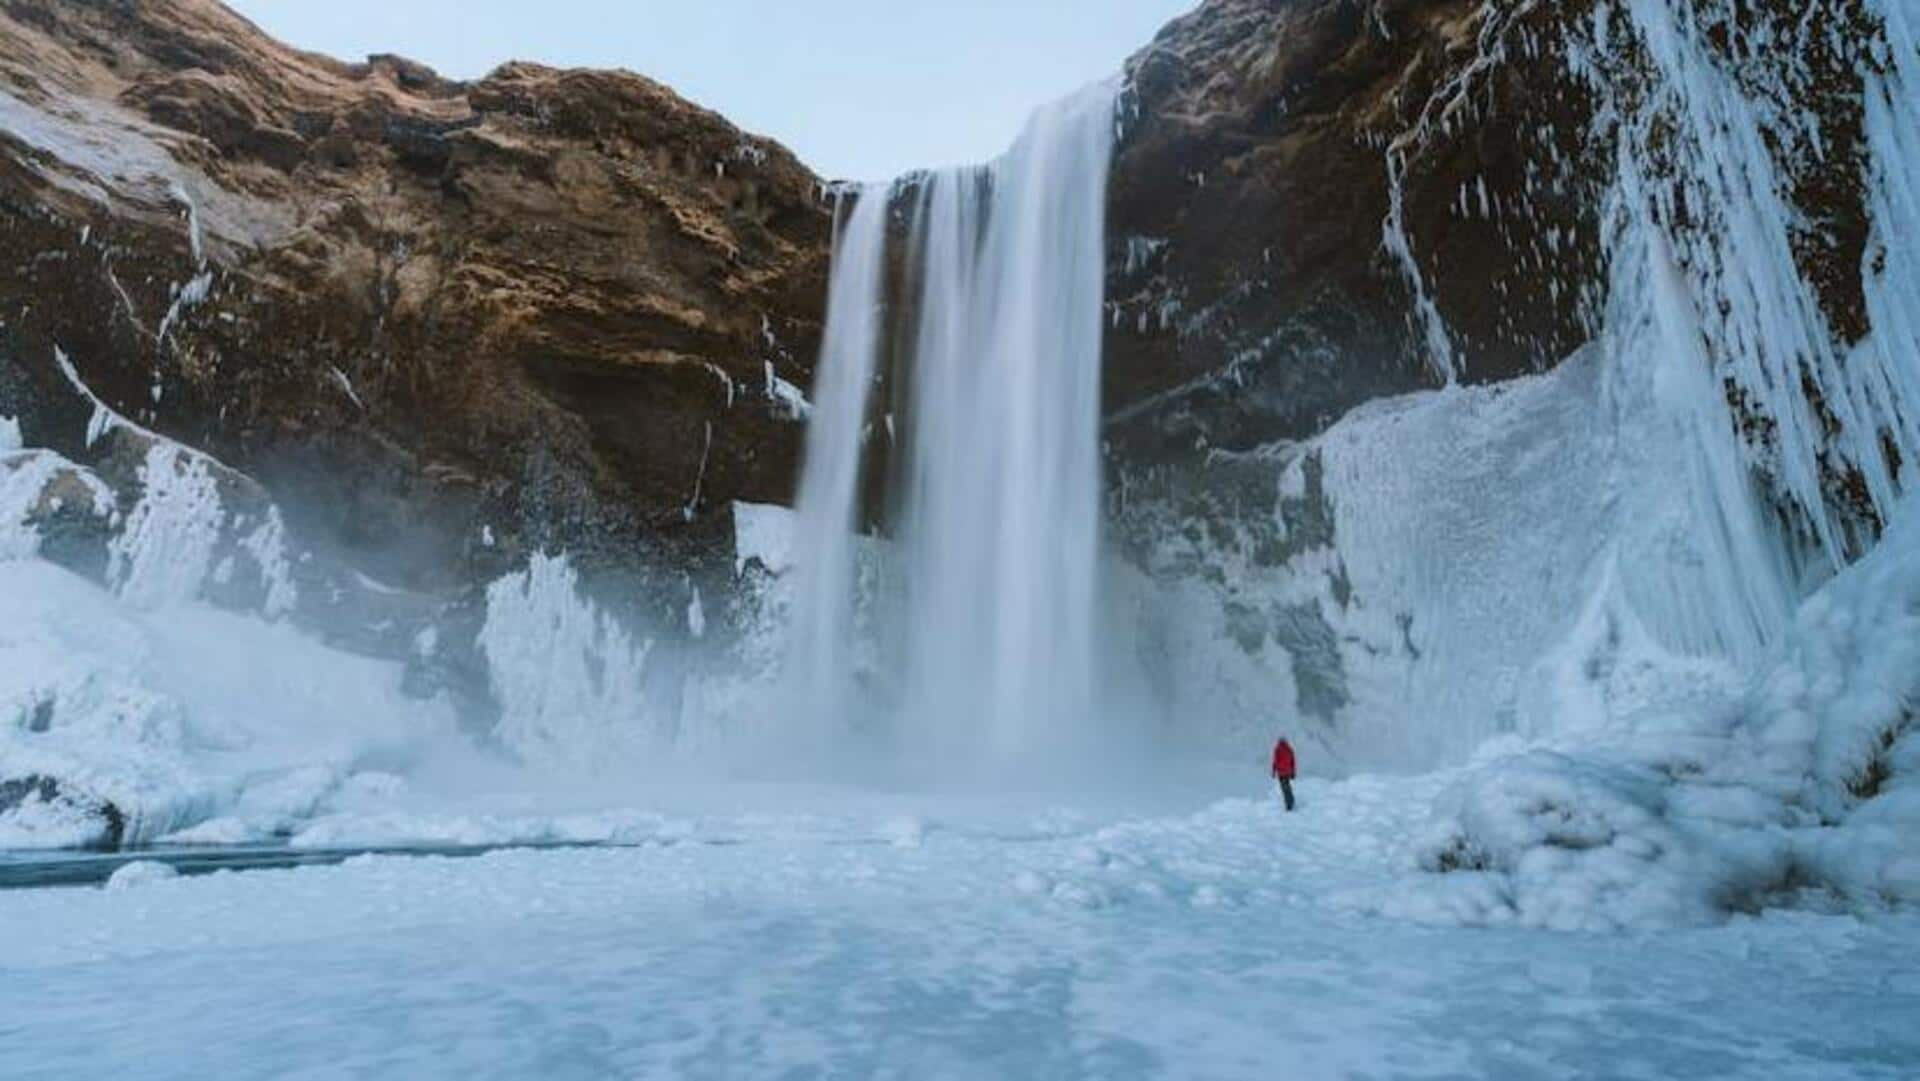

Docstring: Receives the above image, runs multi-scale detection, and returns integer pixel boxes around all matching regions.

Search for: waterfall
[786,82,1118,765]
[784,187,890,737]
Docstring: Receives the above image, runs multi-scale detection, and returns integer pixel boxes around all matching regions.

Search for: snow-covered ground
[3,775,1916,1080]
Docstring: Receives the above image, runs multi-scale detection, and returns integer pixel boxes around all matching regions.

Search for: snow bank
[0,561,460,848]
[1402,749,1791,929]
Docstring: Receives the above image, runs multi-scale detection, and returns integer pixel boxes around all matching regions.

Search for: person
[1270,734,1297,812]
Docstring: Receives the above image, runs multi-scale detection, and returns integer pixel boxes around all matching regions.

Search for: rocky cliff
[0,0,837,731]
[0,0,829,626]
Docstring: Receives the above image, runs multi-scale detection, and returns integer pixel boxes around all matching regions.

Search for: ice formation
[0,559,460,849]
[1404,494,1920,928]
[0,351,436,848]
[478,553,658,769]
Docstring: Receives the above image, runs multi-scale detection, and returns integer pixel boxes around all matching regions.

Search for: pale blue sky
[226,1,1196,180]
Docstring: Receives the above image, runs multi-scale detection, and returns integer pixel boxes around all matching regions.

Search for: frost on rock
[763,361,812,420]
[1,446,116,560]
[0,85,294,256]
[155,269,214,347]
[234,507,297,619]
[108,440,224,610]
[43,346,299,616]
[731,501,795,577]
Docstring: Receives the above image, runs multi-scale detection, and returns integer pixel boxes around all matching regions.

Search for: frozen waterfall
[786,82,1118,765]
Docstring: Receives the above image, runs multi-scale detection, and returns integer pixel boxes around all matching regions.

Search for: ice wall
[1578,0,1920,566]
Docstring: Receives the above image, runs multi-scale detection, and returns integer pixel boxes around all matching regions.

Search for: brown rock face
[0,0,830,606]
[1104,0,1603,463]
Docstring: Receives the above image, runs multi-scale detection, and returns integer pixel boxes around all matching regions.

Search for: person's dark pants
[1277,777,1296,812]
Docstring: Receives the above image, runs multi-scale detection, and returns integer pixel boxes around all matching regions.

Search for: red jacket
[1271,740,1296,780]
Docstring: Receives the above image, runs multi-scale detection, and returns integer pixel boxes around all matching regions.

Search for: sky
[224,1,1198,181]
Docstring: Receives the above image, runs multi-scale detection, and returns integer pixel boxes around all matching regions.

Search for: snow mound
[104,860,178,890]
[1405,749,1790,929]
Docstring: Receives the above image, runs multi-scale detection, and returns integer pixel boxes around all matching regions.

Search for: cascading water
[786,82,1117,766]
[784,188,891,739]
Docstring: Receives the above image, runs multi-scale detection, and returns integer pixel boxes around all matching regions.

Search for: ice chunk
[104,860,179,890]
[731,501,795,577]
